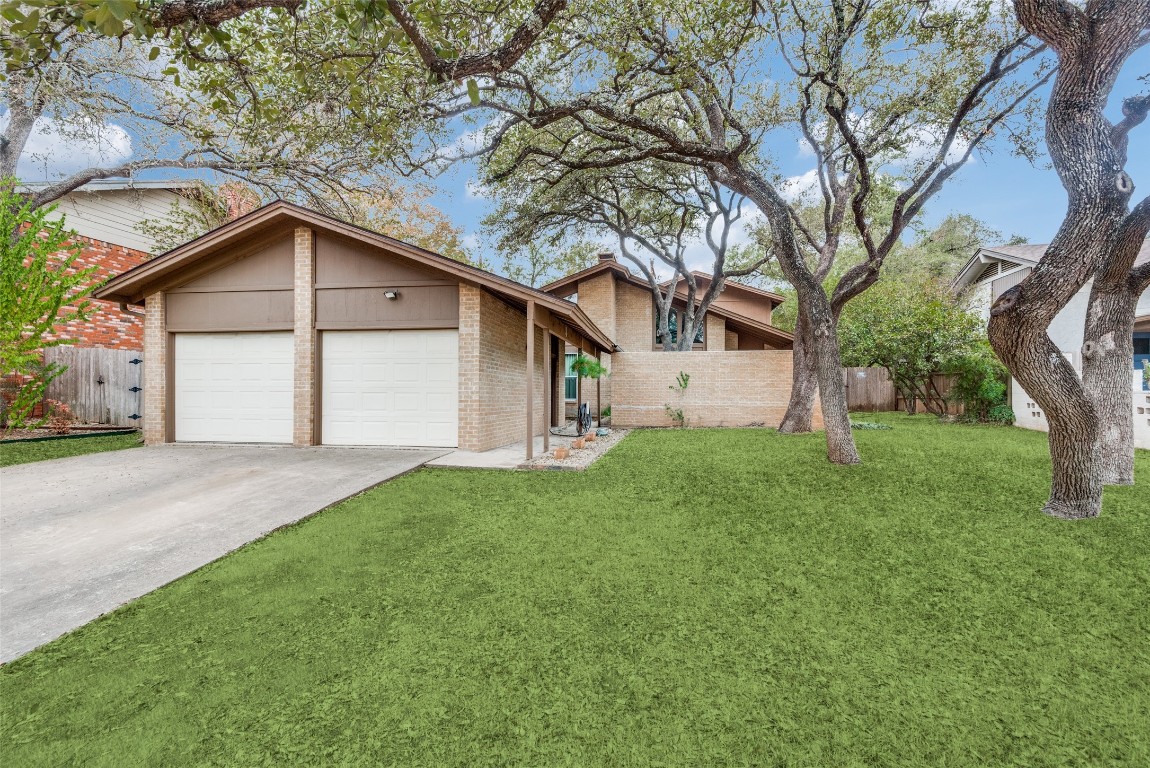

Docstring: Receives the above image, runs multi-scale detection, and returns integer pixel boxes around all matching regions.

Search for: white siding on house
[42,187,191,254]
[1010,280,1150,449]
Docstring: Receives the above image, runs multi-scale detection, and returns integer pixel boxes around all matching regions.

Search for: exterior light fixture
[384,289,400,300]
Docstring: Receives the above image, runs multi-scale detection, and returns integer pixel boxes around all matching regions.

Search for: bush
[43,399,75,434]
[949,345,1011,423]
[987,404,1015,425]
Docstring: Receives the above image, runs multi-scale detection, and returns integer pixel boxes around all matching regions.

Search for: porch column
[526,300,535,460]
[596,349,602,428]
[293,226,316,446]
[142,291,169,445]
[543,331,551,453]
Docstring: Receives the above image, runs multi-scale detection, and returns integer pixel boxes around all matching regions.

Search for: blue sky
[426,49,1150,263]
[8,40,1147,267]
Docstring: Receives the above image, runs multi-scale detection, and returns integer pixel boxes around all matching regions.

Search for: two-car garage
[94,201,615,454]
[173,330,458,447]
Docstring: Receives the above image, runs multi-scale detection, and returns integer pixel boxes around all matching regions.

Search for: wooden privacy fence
[843,366,961,414]
[43,347,143,426]
[843,367,897,411]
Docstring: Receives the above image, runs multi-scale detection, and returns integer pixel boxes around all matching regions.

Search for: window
[564,353,578,401]
[655,309,704,347]
[1134,335,1150,356]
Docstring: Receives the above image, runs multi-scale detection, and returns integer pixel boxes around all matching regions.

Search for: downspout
[119,302,145,318]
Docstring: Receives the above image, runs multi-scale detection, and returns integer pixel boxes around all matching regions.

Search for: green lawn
[0,431,141,467]
[2,416,1148,766]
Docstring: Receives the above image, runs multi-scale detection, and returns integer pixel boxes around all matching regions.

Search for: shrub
[987,404,1015,425]
[42,399,74,434]
[949,345,1011,423]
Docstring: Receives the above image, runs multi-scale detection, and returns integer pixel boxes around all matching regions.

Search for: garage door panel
[321,330,458,447]
[175,332,293,443]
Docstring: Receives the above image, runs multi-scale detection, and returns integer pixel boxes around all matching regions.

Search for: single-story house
[94,201,614,455]
[953,240,1150,449]
[94,201,809,458]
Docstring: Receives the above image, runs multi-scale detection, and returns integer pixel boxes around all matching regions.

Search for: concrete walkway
[427,434,568,469]
[0,444,445,663]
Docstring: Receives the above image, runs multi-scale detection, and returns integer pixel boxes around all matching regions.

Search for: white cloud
[780,169,822,203]
[0,113,133,181]
[894,125,973,167]
[462,233,482,252]
[465,178,489,200]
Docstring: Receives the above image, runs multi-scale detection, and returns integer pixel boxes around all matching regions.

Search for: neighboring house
[19,179,200,350]
[953,240,1150,449]
[542,254,801,429]
[93,202,810,458]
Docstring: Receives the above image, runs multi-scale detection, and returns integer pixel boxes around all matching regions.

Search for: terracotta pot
[572,438,586,449]
[585,433,597,442]
[553,447,570,460]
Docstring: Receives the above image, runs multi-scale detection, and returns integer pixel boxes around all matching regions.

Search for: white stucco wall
[1138,287,1150,319]
[966,280,994,322]
[1011,280,1150,450]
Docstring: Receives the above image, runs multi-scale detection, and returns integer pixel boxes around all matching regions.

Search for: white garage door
[174,332,293,443]
[322,330,458,447]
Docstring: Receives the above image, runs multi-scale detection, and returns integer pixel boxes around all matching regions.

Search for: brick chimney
[220,182,260,220]
[598,251,616,262]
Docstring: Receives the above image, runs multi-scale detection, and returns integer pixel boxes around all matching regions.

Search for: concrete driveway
[0,444,446,663]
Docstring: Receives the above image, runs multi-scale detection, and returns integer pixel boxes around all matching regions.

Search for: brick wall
[142,292,168,444]
[576,271,617,339]
[614,280,655,352]
[458,287,548,451]
[44,236,150,350]
[705,314,725,350]
[724,329,739,351]
[610,350,823,429]
[292,227,316,446]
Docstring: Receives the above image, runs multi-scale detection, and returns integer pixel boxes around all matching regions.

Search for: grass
[2,415,1148,766]
[0,431,141,467]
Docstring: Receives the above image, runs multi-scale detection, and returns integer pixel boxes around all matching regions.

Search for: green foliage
[499,240,598,288]
[839,277,988,416]
[850,420,892,430]
[886,214,1016,283]
[0,185,95,429]
[663,371,690,427]
[950,346,1014,424]
[135,182,246,254]
[3,420,1149,765]
[569,354,608,380]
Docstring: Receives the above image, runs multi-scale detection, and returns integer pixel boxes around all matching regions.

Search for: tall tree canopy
[448,0,1050,464]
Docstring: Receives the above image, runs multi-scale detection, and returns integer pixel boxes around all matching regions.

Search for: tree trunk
[810,311,859,464]
[1081,281,1139,485]
[991,286,1104,518]
[779,310,818,433]
[985,0,1150,517]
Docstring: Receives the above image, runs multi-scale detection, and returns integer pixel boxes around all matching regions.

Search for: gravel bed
[521,427,629,471]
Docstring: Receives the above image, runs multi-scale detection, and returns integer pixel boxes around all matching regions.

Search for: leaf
[107,1,135,21]
[148,46,160,60]
[466,78,480,106]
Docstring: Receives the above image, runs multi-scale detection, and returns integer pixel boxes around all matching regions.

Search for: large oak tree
[987,0,1150,518]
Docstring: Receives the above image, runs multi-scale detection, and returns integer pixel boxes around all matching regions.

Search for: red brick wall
[43,236,149,350]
